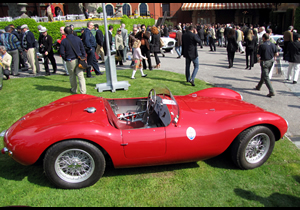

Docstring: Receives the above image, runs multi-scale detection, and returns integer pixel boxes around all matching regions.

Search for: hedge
[0,18,65,43]
[0,16,156,43]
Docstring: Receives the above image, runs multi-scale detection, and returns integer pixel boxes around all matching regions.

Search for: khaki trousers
[66,59,86,94]
[96,44,105,61]
[26,48,38,74]
[7,49,19,76]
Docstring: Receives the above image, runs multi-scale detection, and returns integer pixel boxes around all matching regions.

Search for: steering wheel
[146,89,156,114]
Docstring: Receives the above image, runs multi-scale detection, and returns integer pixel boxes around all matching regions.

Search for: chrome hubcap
[55,149,95,183]
[245,133,270,164]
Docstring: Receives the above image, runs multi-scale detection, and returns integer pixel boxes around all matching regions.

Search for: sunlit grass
[0,70,299,207]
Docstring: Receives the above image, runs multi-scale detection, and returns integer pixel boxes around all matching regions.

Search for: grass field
[0,70,299,207]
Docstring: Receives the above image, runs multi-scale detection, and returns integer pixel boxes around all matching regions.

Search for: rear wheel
[231,126,275,169]
[44,140,105,189]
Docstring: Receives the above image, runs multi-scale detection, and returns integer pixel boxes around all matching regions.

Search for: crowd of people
[0,20,299,96]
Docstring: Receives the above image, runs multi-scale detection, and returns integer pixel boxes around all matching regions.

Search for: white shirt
[133,47,146,60]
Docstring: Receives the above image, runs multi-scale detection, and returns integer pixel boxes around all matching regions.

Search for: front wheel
[44,140,105,189]
[230,126,275,170]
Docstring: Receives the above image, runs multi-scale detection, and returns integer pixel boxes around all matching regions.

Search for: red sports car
[1,87,288,189]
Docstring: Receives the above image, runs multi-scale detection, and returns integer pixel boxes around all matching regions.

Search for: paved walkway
[10,45,300,148]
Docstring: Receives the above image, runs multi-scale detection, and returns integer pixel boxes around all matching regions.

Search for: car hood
[177,95,265,116]
[19,96,104,129]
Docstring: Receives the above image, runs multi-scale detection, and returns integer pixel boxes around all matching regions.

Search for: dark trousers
[283,41,290,61]
[141,45,152,70]
[256,60,274,94]
[43,51,57,73]
[199,39,204,48]
[246,49,254,68]
[86,47,101,77]
[19,50,26,68]
[154,52,160,65]
[209,37,216,51]
[227,51,235,67]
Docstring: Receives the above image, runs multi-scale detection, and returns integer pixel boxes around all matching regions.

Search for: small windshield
[152,86,180,125]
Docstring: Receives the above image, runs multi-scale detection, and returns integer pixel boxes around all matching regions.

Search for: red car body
[1,87,288,188]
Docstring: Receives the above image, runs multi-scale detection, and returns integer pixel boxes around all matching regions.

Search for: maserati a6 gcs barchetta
[1,87,288,189]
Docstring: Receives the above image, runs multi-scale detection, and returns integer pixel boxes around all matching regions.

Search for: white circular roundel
[186,127,196,140]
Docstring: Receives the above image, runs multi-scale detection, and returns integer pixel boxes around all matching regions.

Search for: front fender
[5,121,122,166]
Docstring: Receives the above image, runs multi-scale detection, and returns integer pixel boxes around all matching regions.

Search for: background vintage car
[161,36,176,52]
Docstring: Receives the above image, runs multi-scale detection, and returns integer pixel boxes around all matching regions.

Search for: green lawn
[0,70,299,207]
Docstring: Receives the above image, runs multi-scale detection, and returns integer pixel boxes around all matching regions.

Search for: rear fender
[189,87,243,100]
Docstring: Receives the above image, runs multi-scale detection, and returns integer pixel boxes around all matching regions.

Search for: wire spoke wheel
[55,149,95,183]
[244,133,270,164]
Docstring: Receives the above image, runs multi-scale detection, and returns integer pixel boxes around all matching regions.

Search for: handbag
[159,38,165,48]
[115,51,122,62]
[65,37,88,70]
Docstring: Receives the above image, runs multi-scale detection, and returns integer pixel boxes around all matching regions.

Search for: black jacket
[163,27,169,37]
[245,35,257,51]
[60,34,86,61]
[182,31,202,60]
[39,34,53,53]
[227,36,238,52]
[95,29,104,47]
[287,40,300,63]
[151,33,161,53]
[103,31,113,54]
[198,29,205,40]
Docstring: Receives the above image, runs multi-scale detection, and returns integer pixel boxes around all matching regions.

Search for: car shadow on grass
[103,162,200,178]
[234,188,300,207]
[0,157,54,188]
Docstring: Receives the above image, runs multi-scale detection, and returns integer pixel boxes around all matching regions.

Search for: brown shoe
[267,93,275,97]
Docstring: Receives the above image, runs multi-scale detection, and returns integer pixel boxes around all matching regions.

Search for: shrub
[97,7,103,14]
[121,17,155,33]
[294,6,300,31]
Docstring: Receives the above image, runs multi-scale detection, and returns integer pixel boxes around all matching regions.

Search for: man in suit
[94,24,105,63]
[182,25,202,86]
[197,25,205,49]
[82,21,103,78]
[120,23,128,63]
[103,25,113,56]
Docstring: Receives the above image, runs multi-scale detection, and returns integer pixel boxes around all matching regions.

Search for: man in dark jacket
[182,25,202,86]
[197,26,205,48]
[94,24,105,63]
[38,27,57,75]
[82,21,103,77]
[286,33,300,84]
[21,24,38,75]
[103,25,113,56]
[60,26,86,94]
[135,24,152,70]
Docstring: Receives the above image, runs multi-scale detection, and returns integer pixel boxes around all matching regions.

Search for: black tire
[43,140,105,189]
[230,126,275,170]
